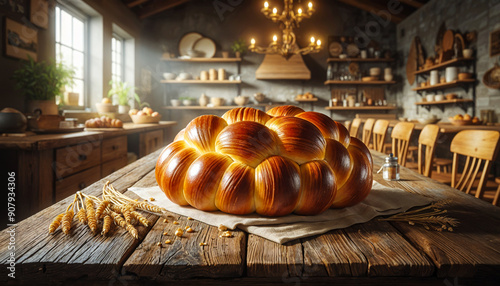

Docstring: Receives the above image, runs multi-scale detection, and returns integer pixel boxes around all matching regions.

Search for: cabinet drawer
[140,130,163,157]
[102,135,127,163]
[55,165,101,202]
[55,141,101,178]
[102,155,128,177]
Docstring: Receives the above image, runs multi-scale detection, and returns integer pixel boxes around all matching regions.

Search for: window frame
[55,2,89,108]
[111,33,125,83]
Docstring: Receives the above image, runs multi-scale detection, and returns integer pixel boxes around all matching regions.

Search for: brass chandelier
[249,0,321,60]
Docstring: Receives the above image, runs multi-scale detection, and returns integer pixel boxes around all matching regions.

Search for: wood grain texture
[123,214,246,280]
[246,234,303,277]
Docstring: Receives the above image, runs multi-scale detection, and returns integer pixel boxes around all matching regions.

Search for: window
[111,35,124,83]
[55,5,87,106]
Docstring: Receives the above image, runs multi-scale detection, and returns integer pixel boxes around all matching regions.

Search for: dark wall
[140,0,397,129]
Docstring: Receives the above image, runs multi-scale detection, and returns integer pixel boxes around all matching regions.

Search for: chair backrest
[417,124,440,177]
[450,130,500,199]
[355,113,397,120]
[391,122,415,167]
[344,120,351,132]
[350,118,362,138]
[361,118,376,146]
[372,119,389,152]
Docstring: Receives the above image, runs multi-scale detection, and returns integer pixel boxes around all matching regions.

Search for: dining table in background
[1,149,499,285]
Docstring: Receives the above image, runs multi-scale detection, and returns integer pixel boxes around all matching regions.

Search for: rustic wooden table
[1,149,500,285]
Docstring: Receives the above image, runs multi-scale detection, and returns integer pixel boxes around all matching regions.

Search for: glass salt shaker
[381,153,400,181]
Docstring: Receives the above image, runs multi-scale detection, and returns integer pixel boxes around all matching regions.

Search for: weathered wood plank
[246,234,303,277]
[344,221,434,277]
[123,206,246,279]
[0,149,162,283]
[301,230,368,277]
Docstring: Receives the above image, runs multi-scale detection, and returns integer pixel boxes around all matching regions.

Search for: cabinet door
[139,130,163,157]
[102,135,127,163]
[102,156,128,177]
[55,165,101,202]
[55,141,101,179]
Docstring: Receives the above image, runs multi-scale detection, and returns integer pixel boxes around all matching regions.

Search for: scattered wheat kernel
[186,227,194,233]
[173,221,179,225]
[187,217,193,220]
[157,242,162,247]
[175,228,184,237]
[185,226,190,230]
[165,239,172,244]
[218,224,228,231]
[199,242,207,246]
[163,232,168,236]
[149,197,155,201]
[221,231,233,238]
[134,199,139,201]
[163,218,168,223]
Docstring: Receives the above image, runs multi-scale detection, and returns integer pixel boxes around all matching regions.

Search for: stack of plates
[178,32,216,58]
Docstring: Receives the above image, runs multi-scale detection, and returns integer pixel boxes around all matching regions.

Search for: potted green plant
[13,56,74,115]
[231,39,247,58]
[107,80,138,114]
[179,96,196,106]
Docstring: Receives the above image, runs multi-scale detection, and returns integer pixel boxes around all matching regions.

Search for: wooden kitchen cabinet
[139,130,163,157]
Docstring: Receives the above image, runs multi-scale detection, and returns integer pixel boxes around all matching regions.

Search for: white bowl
[234,96,249,106]
[170,99,181,107]
[163,73,176,80]
[418,118,440,124]
[434,95,444,101]
[369,67,381,76]
[426,95,435,102]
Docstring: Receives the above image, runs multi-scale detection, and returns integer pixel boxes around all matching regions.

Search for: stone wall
[395,0,500,121]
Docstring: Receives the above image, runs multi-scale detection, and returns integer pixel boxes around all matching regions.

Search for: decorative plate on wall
[193,37,216,58]
[329,42,343,57]
[178,32,203,57]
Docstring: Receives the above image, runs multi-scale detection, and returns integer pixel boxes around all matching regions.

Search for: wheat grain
[131,211,149,227]
[85,197,98,233]
[101,214,112,236]
[95,200,110,219]
[49,213,65,234]
[61,210,74,234]
[77,208,87,225]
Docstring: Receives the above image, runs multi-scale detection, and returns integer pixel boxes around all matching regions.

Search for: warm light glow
[310,36,315,44]
[251,38,256,45]
[273,7,277,14]
[316,39,321,46]
[308,2,313,9]
[273,35,278,42]
[297,8,302,14]
[264,1,269,8]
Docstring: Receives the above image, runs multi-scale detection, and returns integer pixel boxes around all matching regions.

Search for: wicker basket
[130,114,161,124]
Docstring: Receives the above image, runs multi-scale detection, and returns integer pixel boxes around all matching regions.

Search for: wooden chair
[372,119,389,152]
[494,177,500,206]
[361,118,375,146]
[344,120,351,132]
[391,122,415,167]
[349,118,362,139]
[448,130,500,200]
[416,124,440,177]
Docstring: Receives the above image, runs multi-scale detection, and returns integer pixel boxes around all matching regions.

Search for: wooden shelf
[412,79,475,92]
[162,106,235,110]
[324,80,396,85]
[327,58,395,63]
[161,80,242,84]
[295,98,318,102]
[161,57,242,63]
[325,106,397,111]
[414,99,474,106]
[414,58,475,75]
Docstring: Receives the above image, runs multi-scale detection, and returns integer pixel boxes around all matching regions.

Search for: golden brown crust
[266,105,304,117]
[215,121,279,168]
[266,116,326,164]
[295,160,337,215]
[215,162,256,214]
[183,152,233,211]
[222,107,272,125]
[323,139,352,189]
[254,156,300,216]
[184,115,228,153]
[173,128,185,142]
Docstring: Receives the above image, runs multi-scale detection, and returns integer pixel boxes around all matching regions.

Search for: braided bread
[155,106,373,216]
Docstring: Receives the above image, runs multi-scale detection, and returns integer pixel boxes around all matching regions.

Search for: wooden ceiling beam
[398,0,424,8]
[137,0,190,19]
[127,0,149,8]
[336,0,409,23]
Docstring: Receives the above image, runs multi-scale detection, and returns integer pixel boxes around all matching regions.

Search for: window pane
[61,10,72,47]
[55,43,61,63]
[72,79,84,106]
[112,38,116,50]
[116,39,122,54]
[73,51,84,79]
[73,18,84,52]
[60,45,73,67]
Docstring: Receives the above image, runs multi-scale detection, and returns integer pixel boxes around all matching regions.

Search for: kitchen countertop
[1,149,499,285]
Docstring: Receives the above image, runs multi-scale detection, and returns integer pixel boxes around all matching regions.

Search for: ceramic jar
[218,68,226,81]
[209,69,217,81]
[199,93,209,107]
[430,70,439,86]
[445,67,458,83]
[200,71,208,81]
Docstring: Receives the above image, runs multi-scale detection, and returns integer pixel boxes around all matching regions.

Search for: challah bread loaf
[155,106,373,216]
